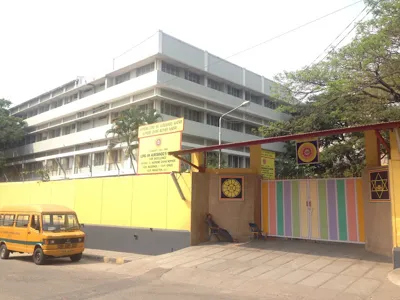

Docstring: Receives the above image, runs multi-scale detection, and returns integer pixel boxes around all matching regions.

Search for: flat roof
[169,120,400,156]
[0,204,75,213]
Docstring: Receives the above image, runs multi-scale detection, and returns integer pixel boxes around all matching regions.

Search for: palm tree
[105,107,162,174]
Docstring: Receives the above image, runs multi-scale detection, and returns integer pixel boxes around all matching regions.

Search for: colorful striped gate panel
[262,178,365,243]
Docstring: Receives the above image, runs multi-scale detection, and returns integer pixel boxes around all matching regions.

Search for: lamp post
[218,100,250,168]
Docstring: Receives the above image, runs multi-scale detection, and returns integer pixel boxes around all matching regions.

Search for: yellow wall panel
[101,177,133,227]
[166,174,191,231]
[30,182,52,204]
[74,178,103,224]
[50,181,75,209]
[132,175,167,229]
[0,173,192,231]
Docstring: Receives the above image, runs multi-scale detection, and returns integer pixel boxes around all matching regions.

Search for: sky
[0,0,366,105]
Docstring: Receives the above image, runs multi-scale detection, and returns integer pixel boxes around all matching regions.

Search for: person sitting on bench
[206,213,235,243]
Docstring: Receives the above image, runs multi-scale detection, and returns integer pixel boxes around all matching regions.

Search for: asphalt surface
[0,255,279,300]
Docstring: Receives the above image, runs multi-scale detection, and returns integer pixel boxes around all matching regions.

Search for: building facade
[3,31,291,181]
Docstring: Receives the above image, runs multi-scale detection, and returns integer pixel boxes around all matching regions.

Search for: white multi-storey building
[3,31,291,181]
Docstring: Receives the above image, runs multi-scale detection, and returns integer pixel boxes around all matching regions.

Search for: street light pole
[218,100,250,168]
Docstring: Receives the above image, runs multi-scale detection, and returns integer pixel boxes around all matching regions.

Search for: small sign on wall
[369,169,390,202]
[296,139,319,165]
[220,176,244,201]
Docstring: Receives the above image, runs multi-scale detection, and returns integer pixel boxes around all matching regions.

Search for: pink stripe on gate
[269,181,277,235]
[346,179,357,241]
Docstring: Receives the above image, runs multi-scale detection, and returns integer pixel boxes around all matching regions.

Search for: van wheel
[70,253,82,262]
[0,244,10,259]
[33,248,46,265]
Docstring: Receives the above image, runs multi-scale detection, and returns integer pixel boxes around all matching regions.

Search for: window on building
[183,107,202,123]
[115,72,130,85]
[184,70,200,84]
[245,124,259,136]
[245,157,250,168]
[16,215,30,228]
[77,120,91,132]
[61,157,70,170]
[94,153,105,166]
[79,155,89,168]
[136,62,155,76]
[223,120,242,132]
[162,62,180,76]
[228,155,243,168]
[138,104,150,113]
[38,105,50,114]
[161,102,181,117]
[206,114,219,127]
[54,128,61,137]
[245,92,262,105]
[207,78,222,91]
[93,104,108,114]
[227,85,241,98]
[63,125,71,135]
[264,98,277,109]
[110,150,119,164]
[65,94,78,104]
[53,99,63,109]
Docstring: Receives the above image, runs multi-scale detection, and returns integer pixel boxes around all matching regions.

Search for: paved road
[0,255,279,300]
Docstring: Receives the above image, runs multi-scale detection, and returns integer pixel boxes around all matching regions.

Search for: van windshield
[42,213,80,232]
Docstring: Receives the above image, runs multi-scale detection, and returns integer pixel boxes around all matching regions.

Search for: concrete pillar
[389,129,400,268]
[365,130,380,167]
[191,152,204,172]
[250,145,261,175]
[155,59,162,70]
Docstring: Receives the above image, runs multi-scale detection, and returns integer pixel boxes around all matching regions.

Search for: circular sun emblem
[155,138,161,146]
[297,142,317,163]
[222,179,242,198]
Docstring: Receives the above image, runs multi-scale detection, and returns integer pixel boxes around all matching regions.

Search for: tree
[206,152,227,169]
[260,0,400,178]
[0,99,26,172]
[105,107,162,174]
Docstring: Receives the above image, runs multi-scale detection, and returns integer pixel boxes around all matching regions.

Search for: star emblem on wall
[371,173,388,198]
[369,170,390,202]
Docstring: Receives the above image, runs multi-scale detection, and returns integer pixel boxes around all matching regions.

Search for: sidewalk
[84,241,400,299]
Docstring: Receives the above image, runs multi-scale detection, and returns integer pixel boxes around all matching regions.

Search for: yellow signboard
[138,118,184,175]
[138,132,182,174]
[138,118,184,138]
[261,150,275,180]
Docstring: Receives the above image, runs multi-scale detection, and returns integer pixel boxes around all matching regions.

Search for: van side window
[31,215,40,231]
[0,214,3,226]
[3,214,15,227]
[16,215,30,228]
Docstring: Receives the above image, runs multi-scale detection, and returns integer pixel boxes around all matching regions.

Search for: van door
[14,215,30,253]
[27,215,42,254]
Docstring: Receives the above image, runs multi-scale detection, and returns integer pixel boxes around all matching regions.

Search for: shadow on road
[6,255,103,266]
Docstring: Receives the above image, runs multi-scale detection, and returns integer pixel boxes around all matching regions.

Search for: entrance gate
[262,178,365,244]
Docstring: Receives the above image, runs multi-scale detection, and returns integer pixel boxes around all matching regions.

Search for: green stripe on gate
[336,180,348,241]
[291,181,300,238]
[1,239,42,245]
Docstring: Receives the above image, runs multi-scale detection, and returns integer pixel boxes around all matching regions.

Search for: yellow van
[0,204,85,265]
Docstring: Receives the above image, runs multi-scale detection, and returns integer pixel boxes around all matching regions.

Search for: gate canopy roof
[169,120,400,156]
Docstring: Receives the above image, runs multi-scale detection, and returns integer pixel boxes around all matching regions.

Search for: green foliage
[260,0,400,178]
[0,99,26,171]
[105,107,162,173]
[206,152,227,169]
